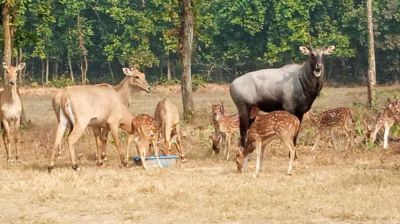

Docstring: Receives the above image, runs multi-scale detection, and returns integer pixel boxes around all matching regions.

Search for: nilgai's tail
[60,95,75,128]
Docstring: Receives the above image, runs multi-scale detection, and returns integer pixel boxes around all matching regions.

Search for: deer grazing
[154,98,186,162]
[48,67,151,171]
[211,102,239,160]
[0,62,25,163]
[367,99,400,149]
[126,114,162,170]
[230,45,335,147]
[306,107,354,151]
[235,111,300,176]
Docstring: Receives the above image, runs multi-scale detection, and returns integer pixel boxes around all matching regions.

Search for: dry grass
[1,85,400,223]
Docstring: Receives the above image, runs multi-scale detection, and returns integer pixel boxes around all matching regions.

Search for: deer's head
[211,103,225,117]
[299,45,335,77]
[122,67,151,93]
[3,62,25,86]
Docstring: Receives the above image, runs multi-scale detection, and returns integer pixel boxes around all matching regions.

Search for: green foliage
[157,77,181,85]
[50,75,75,88]
[192,74,208,91]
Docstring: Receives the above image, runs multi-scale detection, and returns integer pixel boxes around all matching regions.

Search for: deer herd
[1,48,400,176]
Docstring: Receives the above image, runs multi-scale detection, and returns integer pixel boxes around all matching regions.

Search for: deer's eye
[134,76,139,79]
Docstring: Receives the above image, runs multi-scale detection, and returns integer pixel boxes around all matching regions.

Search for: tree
[367,0,376,108]
[179,0,195,121]
[2,0,12,76]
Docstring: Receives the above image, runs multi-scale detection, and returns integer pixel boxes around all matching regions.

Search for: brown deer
[0,62,25,163]
[49,67,151,171]
[211,103,239,160]
[306,107,354,151]
[367,99,400,149]
[154,98,186,161]
[126,114,162,170]
[235,111,300,176]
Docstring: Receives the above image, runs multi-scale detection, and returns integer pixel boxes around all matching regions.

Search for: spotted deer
[154,98,186,161]
[306,107,354,151]
[0,62,25,163]
[367,99,400,149]
[126,114,162,170]
[211,103,239,160]
[235,111,300,176]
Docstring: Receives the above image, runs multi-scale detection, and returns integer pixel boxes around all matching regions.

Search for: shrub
[50,75,75,88]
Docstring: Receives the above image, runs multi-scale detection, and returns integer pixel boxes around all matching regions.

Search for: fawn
[211,103,239,160]
[235,111,300,176]
[367,99,400,149]
[306,107,354,151]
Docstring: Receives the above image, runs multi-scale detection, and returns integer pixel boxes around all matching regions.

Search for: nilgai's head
[299,45,335,77]
[3,62,25,86]
[211,103,224,117]
[123,67,151,93]
[209,132,222,154]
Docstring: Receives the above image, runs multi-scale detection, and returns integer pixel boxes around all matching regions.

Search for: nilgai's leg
[254,138,263,177]
[283,137,296,175]
[2,120,11,163]
[14,118,21,162]
[48,120,68,172]
[108,124,128,166]
[100,127,109,161]
[93,127,104,166]
[126,135,133,161]
[174,125,186,162]
[383,123,392,149]
[238,105,251,147]
[164,122,172,155]
[67,123,87,171]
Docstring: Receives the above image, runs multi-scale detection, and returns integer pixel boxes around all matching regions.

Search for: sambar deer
[48,67,151,171]
[230,45,335,147]
[126,114,162,170]
[306,107,354,151]
[367,99,400,149]
[235,111,300,176]
[154,98,186,161]
[211,103,239,160]
[0,62,25,163]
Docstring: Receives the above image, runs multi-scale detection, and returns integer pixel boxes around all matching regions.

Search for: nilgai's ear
[324,45,335,55]
[17,63,26,71]
[299,46,311,55]
[122,68,131,76]
[2,62,8,70]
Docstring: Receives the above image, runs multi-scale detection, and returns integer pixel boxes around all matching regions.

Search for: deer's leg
[224,133,231,160]
[135,142,148,171]
[370,125,381,145]
[2,120,11,163]
[14,117,21,162]
[238,105,251,147]
[283,137,296,175]
[153,139,163,168]
[330,129,338,150]
[48,117,68,172]
[93,127,104,166]
[383,123,392,149]
[254,138,263,177]
[109,124,127,166]
[67,122,87,171]
[311,131,321,151]
[126,135,134,161]
[174,125,186,162]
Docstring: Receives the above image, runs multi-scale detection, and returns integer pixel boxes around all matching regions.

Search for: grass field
[1,85,400,223]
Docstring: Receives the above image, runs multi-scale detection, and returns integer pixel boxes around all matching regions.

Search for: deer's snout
[9,80,16,85]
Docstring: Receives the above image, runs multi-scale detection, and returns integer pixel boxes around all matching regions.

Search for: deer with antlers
[211,102,239,160]
[0,62,25,163]
[367,99,400,149]
[306,107,354,151]
[235,111,300,176]
[48,67,151,171]
[154,98,186,161]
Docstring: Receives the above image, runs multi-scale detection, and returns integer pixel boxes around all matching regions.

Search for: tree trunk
[67,51,75,83]
[180,0,195,121]
[41,60,44,84]
[77,14,88,84]
[45,57,49,83]
[18,48,24,84]
[2,2,12,79]
[367,0,376,108]
[167,54,172,80]
[54,57,59,78]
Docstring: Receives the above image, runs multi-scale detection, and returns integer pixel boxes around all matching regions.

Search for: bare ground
[1,85,400,224]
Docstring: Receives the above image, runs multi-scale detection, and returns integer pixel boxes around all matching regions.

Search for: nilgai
[126,114,162,170]
[235,111,300,176]
[306,107,354,151]
[48,67,151,171]
[210,102,239,159]
[0,62,25,163]
[230,45,335,147]
[154,98,186,161]
[367,99,400,149]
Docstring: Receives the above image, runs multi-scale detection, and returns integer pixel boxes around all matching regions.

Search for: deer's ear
[324,45,335,55]
[299,46,311,55]
[2,62,8,70]
[122,68,131,76]
[17,63,26,71]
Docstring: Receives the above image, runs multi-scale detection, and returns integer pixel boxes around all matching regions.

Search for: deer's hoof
[96,160,104,167]
[72,164,80,171]
[48,166,54,173]
[122,160,128,167]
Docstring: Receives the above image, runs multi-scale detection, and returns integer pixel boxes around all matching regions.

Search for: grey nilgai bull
[230,45,335,147]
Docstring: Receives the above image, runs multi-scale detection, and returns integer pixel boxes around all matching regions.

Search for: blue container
[132,155,179,168]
